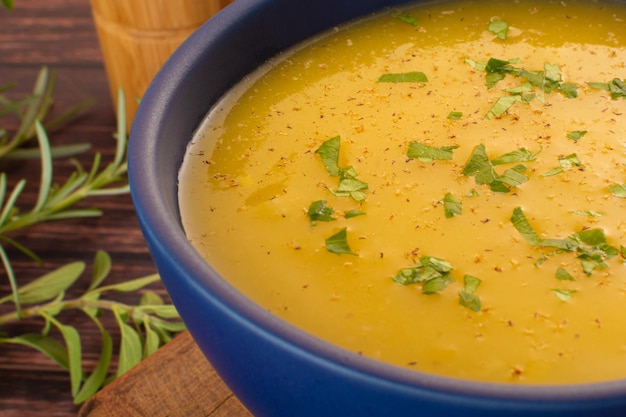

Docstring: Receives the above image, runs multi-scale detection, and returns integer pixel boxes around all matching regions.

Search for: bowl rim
[129,0,626,405]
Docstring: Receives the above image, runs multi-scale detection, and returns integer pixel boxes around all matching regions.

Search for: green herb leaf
[462,144,498,185]
[393,256,453,285]
[463,274,482,294]
[567,130,587,141]
[491,148,536,166]
[587,78,626,99]
[0,261,85,305]
[458,290,482,312]
[608,183,626,198]
[552,289,577,301]
[459,275,482,312]
[395,13,418,26]
[555,267,575,281]
[488,19,509,40]
[486,95,522,119]
[378,72,428,83]
[422,274,454,294]
[325,228,357,256]
[407,142,458,163]
[315,136,341,176]
[307,200,336,224]
[345,209,366,219]
[571,210,602,217]
[73,318,112,404]
[447,111,463,120]
[89,250,112,291]
[443,192,462,218]
[112,305,143,377]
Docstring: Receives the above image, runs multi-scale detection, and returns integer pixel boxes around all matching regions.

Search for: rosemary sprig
[0,68,185,404]
[0,66,95,160]
[0,250,185,404]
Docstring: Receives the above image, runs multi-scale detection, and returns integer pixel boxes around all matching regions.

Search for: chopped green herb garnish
[344,209,365,219]
[567,130,587,141]
[393,256,453,285]
[316,136,368,201]
[496,165,528,188]
[315,136,341,176]
[325,228,357,256]
[491,148,537,166]
[542,153,584,177]
[378,71,428,83]
[511,207,618,275]
[587,78,626,99]
[486,95,522,119]
[552,289,577,301]
[555,267,575,281]
[307,200,336,224]
[608,184,626,198]
[458,275,482,312]
[406,141,458,163]
[395,13,418,26]
[443,192,462,218]
[463,144,498,185]
[463,144,528,193]
[571,210,603,217]
[469,58,578,117]
[422,274,454,295]
[447,111,463,120]
[488,19,509,40]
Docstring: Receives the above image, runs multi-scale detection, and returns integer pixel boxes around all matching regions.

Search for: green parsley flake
[315,136,368,202]
[458,275,482,312]
[552,289,577,301]
[511,207,618,275]
[608,184,626,198]
[488,19,509,40]
[378,71,428,83]
[555,267,575,281]
[315,136,341,176]
[406,141,458,163]
[325,228,357,256]
[447,111,463,120]
[344,209,366,219]
[395,13,418,26]
[587,78,626,99]
[393,256,453,286]
[571,210,603,217]
[567,130,588,141]
[542,153,584,177]
[443,192,462,218]
[307,200,335,224]
[486,95,521,119]
[491,148,537,166]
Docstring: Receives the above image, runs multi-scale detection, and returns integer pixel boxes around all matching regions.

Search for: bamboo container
[90,0,232,130]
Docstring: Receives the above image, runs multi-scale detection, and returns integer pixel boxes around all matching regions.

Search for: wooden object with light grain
[89,0,233,129]
[78,331,253,417]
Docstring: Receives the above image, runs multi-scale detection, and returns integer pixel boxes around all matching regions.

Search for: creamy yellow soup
[179,0,626,384]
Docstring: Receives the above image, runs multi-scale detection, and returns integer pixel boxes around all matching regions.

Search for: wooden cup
[90,0,232,130]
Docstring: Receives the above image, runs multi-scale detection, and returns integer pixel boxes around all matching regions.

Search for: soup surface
[179,0,626,384]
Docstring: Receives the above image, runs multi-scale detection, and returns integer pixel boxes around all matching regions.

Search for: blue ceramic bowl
[129,0,626,415]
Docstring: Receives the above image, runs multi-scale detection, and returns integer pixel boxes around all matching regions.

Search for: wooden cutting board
[78,331,252,417]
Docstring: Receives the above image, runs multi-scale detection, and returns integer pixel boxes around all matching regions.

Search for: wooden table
[0,1,250,415]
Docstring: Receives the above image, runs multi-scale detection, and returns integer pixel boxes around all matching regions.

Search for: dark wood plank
[0,1,167,416]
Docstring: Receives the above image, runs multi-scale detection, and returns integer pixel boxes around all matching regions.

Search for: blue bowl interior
[129,0,626,415]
